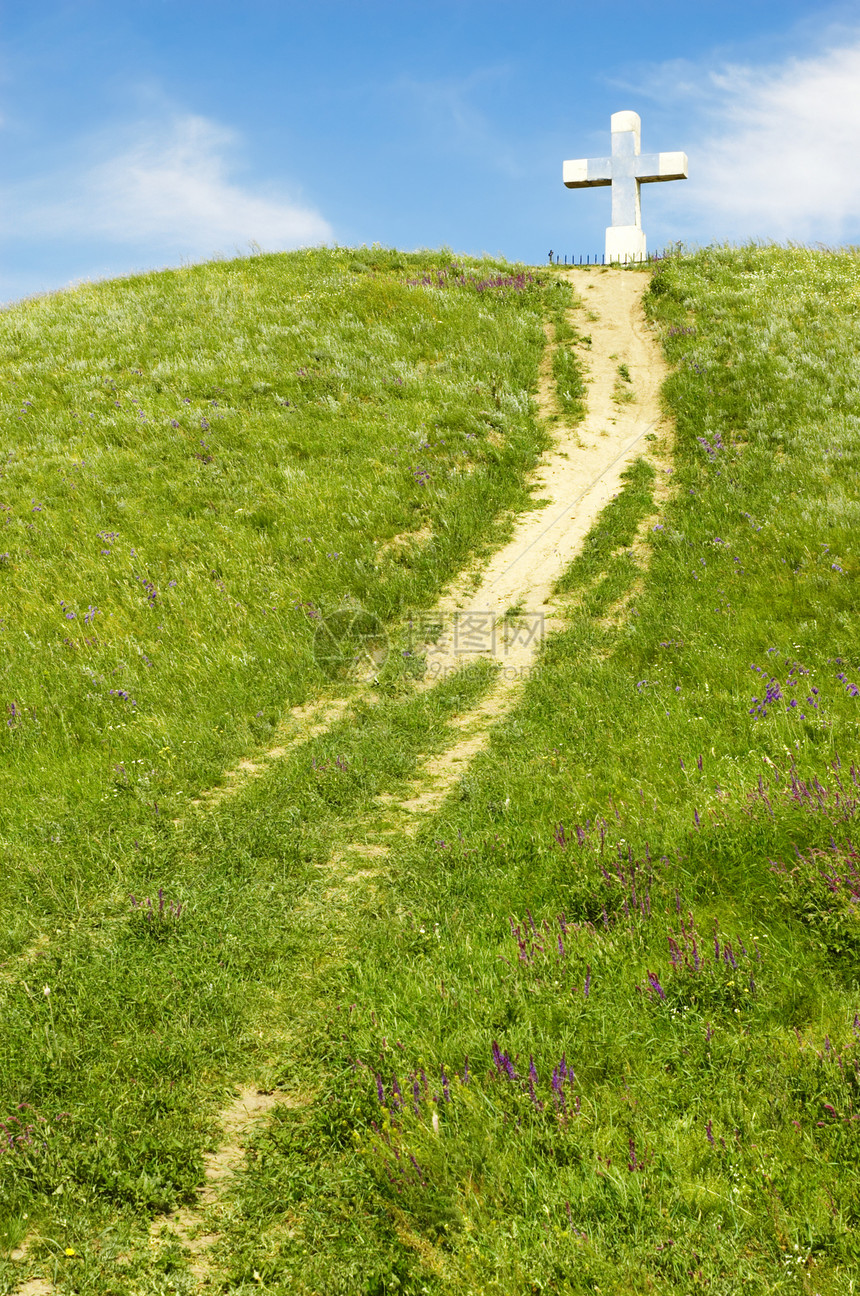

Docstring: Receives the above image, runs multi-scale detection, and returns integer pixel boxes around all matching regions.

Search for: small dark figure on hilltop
[548,249,554,264]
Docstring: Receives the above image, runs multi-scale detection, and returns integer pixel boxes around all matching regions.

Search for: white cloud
[673,37,860,243]
[2,113,333,257]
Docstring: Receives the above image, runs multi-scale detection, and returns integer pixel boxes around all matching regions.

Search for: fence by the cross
[545,250,674,267]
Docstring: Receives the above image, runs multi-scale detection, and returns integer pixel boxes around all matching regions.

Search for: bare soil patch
[148,1088,299,1284]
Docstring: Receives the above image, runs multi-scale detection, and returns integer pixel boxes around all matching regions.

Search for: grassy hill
[0,248,549,854]
[2,244,860,1294]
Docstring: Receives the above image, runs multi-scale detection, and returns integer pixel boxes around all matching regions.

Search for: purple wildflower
[528,1056,543,1111]
[491,1043,516,1080]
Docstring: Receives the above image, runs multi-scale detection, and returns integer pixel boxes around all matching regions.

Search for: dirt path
[148,1088,297,1285]
[417,267,666,682]
[324,267,671,860]
[9,268,671,1295]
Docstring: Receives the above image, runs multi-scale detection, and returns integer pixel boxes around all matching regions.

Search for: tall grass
[0,247,560,925]
[5,245,860,1294]
[218,248,860,1294]
[0,247,566,1285]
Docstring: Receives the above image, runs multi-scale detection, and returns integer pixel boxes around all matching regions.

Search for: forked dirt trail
[187,269,669,820]
[172,269,669,829]
[9,268,670,1296]
[376,267,670,820]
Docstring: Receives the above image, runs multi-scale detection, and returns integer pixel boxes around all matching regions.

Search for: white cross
[563,111,687,263]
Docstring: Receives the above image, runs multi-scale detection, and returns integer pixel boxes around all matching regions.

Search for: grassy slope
[0,249,561,1281]
[0,247,554,924]
[3,245,860,1295]
[219,249,860,1295]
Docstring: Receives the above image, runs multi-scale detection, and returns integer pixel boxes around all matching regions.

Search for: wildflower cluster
[1,1104,67,1163]
[404,269,536,296]
[366,1121,428,1194]
[371,1047,583,1133]
[312,754,350,775]
[129,888,183,938]
[749,658,818,720]
[798,1023,860,1130]
[741,758,860,835]
[1,1104,49,1157]
[598,849,656,922]
[135,576,158,608]
[696,431,725,457]
[375,1063,454,1116]
[109,688,137,707]
[505,910,595,998]
[640,914,759,1012]
[771,841,860,959]
[834,663,860,698]
[490,1045,581,1117]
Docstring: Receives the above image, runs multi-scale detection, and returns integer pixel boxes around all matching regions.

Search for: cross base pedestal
[605,225,646,264]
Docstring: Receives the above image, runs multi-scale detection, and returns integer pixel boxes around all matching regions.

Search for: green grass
[214,247,860,1294]
[4,244,860,1294]
[549,282,587,421]
[0,246,551,916]
[0,247,556,1289]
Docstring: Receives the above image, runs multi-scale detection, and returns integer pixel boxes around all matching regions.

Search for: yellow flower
[64,1247,76,1256]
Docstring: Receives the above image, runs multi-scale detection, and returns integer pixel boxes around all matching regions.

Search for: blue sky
[2,0,860,302]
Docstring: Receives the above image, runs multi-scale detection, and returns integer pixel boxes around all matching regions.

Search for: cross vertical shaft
[610,111,641,231]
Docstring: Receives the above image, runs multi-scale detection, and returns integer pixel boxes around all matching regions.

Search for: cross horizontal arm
[563,156,613,189]
[634,151,688,184]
